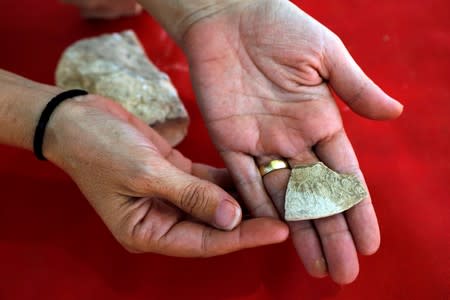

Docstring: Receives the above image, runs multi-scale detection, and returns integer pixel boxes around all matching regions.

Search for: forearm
[138,0,247,43]
[0,69,62,153]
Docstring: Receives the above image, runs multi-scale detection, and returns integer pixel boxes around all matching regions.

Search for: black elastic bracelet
[33,89,88,161]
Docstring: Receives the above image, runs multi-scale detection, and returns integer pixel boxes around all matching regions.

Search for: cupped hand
[183,0,403,282]
[44,94,288,256]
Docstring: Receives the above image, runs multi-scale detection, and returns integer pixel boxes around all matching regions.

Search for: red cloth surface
[0,0,448,299]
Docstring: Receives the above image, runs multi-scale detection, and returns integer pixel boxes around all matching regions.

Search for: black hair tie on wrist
[33,89,88,161]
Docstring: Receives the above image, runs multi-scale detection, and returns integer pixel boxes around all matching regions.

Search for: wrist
[139,0,254,44]
[42,93,92,168]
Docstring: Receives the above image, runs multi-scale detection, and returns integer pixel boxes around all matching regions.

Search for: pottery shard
[55,30,189,146]
[285,162,368,221]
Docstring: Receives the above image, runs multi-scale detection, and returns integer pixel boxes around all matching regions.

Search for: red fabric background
[0,0,448,299]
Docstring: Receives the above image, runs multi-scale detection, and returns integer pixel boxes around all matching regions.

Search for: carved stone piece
[55,30,189,146]
[285,162,367,221]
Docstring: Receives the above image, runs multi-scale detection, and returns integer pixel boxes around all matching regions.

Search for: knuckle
[200,228,214,257]
[126,165,155,193]
[178,183,210,215]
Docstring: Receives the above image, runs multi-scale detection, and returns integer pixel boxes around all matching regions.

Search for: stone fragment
[55,30,189,146]
[285,162,367,221]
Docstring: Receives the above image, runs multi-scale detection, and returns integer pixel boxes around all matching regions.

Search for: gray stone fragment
[285,162,367,221]
[55,30,189,146]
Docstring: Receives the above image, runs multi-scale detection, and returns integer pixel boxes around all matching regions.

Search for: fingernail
[215,200,241,230]
[315,258,328,275]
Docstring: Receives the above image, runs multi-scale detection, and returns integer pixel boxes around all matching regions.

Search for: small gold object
[259,159,290,177]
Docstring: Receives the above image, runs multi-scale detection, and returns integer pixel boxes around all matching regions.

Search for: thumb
[152,160,242,231]
[324,34,404,120]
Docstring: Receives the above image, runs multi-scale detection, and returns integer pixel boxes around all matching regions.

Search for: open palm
[183,0,403,283]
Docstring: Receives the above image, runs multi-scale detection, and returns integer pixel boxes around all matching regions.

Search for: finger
[315,129,380,256]
[259,152,328,278]
[221,151,279,218]
[313,130,380,284]
[312,131,360,285]
[291,221,328,278]
[149,160,243,231]
[255,155,291,213]
[287,152,329,278]
[323,34,403,120]
[190,164,246,210]
[313,214,359,284]
[191,163,235,190]
[255,151,317,214]
[287,153,358,284]
[148,218,289,257]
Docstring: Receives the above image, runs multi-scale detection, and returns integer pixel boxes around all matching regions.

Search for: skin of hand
[61,0,142,19]
[171,0,404,283]
[0,70,289,257]
[43,94,289,256]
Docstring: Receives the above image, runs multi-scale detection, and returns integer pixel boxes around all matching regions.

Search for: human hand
[44,94,288,256]
[62,0,142,19]
[182,0,403,282]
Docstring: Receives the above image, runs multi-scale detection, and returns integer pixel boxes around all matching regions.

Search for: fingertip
[343,193,382,258]
[215,199,242,230]
[358,234,381,256]
[392,98,404,118]
[377,97,404,120]
[330,263,359,285]
[256,218,290,243]
[360,244,380,256]
[351,94,405,121]
[326,239,359,284]
[354,210,381,256]
[309,258,328,278]
[226,218,289,253]
[274,220,291,242]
